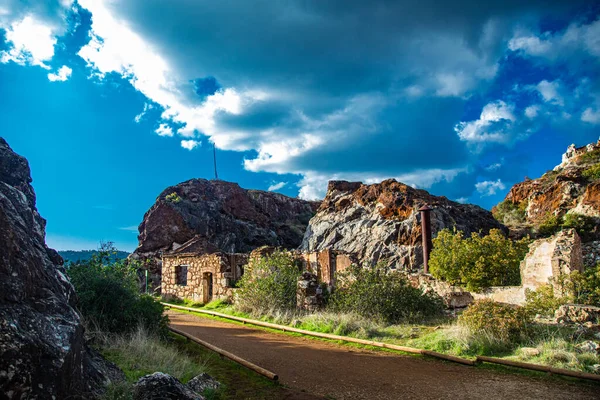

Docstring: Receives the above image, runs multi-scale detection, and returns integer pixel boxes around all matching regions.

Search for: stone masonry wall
[162,253,248,302]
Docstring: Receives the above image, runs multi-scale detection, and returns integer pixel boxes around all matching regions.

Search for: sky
[1,1,599,252]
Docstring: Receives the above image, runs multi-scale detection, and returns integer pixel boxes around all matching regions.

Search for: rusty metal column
[419,205,433,274]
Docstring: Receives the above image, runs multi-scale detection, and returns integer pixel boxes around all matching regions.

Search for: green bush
[493,200,527,225]
[429,229,530,292]
[235,251,301,315]
[67,243,168,336]
[459,299,532,345]
[562,213,599,241]
[524,284,570,318]
[582,164,600,181]
[537,214,562,237]
[165,192,182,203]
[563,265,600,306]
[329,264,443,324]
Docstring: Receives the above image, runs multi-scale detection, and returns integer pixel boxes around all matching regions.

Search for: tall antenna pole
[213,142,219,181]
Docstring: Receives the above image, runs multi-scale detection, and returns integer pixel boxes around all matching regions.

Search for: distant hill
[59,250,130,264]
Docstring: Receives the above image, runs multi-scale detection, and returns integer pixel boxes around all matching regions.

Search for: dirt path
[168,311,599,400]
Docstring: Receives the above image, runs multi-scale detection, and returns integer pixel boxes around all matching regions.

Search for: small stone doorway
[202,272,213,304]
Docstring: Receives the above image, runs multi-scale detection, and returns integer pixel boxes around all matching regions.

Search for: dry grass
[100,325,206,383]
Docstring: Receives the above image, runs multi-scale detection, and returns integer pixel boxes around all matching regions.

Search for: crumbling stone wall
[521,228,583,294]
[297,272,324,311]
[298,249,356,288]
[162,253,248,302]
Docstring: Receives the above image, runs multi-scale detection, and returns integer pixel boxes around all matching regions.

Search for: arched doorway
[202,272,213,304]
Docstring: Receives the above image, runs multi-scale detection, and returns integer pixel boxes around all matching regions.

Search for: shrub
[561,213,599,241]
[329,264,443,324]
[493,200,527,225]
[165,192,182,203]
[459,299,532,345]
[562,265,600,306]
[429,229,530,292]
[235,251,301,315]
[582,164,600,181]
[537,214,562,237]
[524,284,570,318]
[67,243,168,336]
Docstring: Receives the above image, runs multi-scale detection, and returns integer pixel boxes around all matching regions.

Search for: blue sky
[1,1,599,252]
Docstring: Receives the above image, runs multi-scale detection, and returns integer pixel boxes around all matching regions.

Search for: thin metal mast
[213,142,219,180]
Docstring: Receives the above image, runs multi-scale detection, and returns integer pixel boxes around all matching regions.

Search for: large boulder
[133,372,204,400]
[0,138,114,398]
[131,179,319,291]
[301,179,505,270]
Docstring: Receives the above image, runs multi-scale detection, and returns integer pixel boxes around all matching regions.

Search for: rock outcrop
[133,372,205,400]
[132,179,319,290]
[0,138,114,398]
[494,139,600,238]
[301,179,505,270]
[555,304,600,324]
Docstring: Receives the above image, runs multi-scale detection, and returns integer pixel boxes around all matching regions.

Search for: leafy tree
[329,264,443,324]
[67,242,168,336]
[429,229,530,292]
[235,251,301,315]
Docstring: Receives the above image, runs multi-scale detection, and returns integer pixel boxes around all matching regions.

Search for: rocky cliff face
[301,179,505,270]
[493,140,600,246]
[498,140,600,224]
[132,179,319,287]
[0,138,112,398]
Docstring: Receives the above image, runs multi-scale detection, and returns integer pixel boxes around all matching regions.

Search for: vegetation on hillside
[493,199,528,225]
[60,248,130,264]
[428,229,530,292]
[537,212,599,240]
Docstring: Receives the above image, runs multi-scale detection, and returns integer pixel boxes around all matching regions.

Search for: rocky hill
[301,179,505,269]
[493,139,600,265]
[132,179,319,287]
[0,138,113,398]
[493,140,600,235]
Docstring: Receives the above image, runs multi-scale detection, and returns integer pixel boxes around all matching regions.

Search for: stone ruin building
[161,236,357,306]
[161,236,248,303]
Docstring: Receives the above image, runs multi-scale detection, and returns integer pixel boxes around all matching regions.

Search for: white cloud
[155,123,173,137]
[582,107,600,124]
[509,18,600,61]
[134,103,153,123]
[47,65,72,81]
[524,105,540,118]
[475,179,506,196]
[267,182,287,191]
[0,15,57,68]
[455,101,516,144]
[180,140,200,150]
[536,80,564,106]
[454,197,468,204]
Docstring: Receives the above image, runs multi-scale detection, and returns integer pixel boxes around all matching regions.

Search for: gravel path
[168,311,599,400]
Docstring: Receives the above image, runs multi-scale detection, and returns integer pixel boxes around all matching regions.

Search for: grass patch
[100,326,205,383]
[99,326,208,399]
